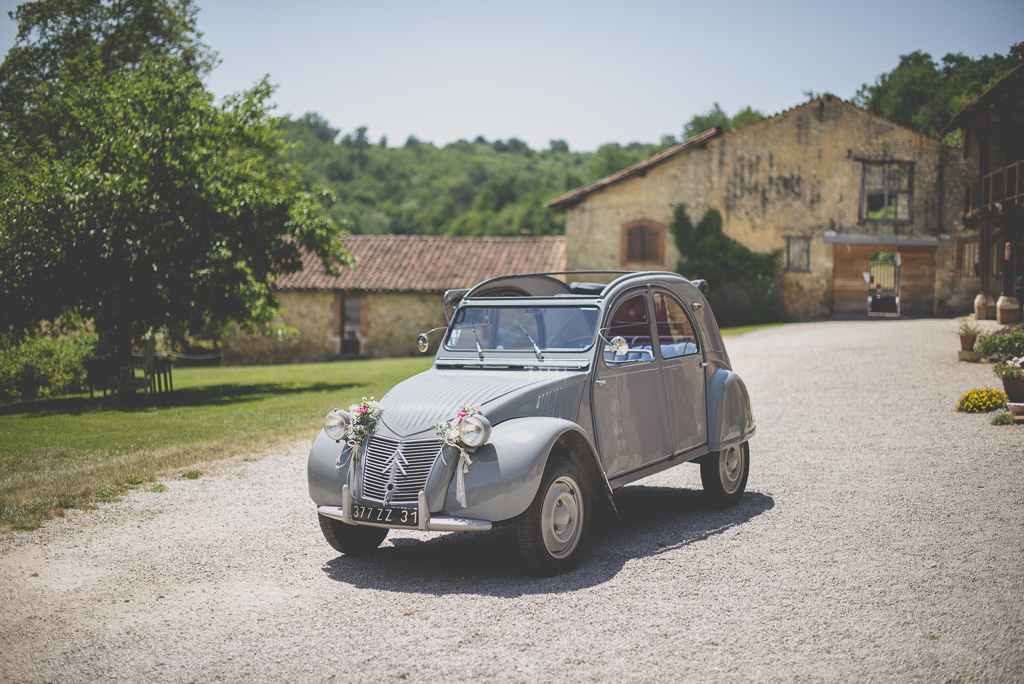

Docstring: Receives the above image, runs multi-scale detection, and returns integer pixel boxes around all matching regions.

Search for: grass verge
[0,356,431,533]
[720,322,789,337]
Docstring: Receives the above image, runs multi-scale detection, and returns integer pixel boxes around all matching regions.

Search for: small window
[860,161,913,223]
[622,220,665,264]
[956,238,980,279]
[785,236,811,272]
[603,293,653,365]
[653,293,699,359]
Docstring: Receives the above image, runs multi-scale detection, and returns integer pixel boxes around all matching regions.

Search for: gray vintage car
[308,271,755,575]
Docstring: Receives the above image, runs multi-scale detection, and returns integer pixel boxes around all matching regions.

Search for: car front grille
[361,435,442,504]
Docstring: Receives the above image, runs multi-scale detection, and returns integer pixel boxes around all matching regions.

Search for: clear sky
[1,0,1021,151]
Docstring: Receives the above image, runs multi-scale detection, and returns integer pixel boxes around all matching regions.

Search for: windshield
[446,306,599,352]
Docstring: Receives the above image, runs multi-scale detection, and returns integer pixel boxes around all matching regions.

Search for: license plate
[351,504,418,527]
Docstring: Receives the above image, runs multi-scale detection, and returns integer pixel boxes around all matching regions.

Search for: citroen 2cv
[308,271,755,575]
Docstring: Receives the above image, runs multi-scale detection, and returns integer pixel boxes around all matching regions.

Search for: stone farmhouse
[546,95,976,319]
[221,235,565,364]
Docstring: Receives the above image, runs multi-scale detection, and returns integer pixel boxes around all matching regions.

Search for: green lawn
[720,322,789,337]
[0,356,431,532]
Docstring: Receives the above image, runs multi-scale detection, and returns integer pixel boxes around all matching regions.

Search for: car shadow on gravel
[320,487,774,596]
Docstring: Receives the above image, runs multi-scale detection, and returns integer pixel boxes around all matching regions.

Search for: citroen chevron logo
[382,444,409,476]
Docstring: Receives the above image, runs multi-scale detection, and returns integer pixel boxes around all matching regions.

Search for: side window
[603,294,653,364]
[653,293,699,359]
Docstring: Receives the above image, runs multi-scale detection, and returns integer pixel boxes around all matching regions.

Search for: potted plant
[993,357,1024,402]
[957,320,981,351]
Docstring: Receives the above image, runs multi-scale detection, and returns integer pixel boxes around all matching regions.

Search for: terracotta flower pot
[1002,376,1024,403]
[959,334,977,351]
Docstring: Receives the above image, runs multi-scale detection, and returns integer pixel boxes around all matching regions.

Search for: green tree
[297,112,339,144]
[683,103,765,139]
[852,46,1023,141]
[548,139,569,153]
[0,1,348,356]
[0,0,216,143]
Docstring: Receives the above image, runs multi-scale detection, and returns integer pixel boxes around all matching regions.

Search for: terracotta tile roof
[545,127,723,211]
[278,235,567,293]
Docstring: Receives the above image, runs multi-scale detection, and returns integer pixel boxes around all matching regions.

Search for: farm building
[221,235,566,364]
[546,96,976,319]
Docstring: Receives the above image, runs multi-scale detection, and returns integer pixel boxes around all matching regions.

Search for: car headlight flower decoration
[433,404,491,507]
[327,398,383,486]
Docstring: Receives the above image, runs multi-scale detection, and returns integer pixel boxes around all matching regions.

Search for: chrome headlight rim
[323,408,350,441]
[459,413,492,449]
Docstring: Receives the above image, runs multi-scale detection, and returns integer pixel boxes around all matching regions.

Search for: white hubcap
[540,476,583,559]
[719,445,743,494]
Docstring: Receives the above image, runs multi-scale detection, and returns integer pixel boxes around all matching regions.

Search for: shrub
[0,332,99,403]
[990,410,1015,425]
[671,204,785,327]
[956,387,1008,413]
[975,323,1024,358]
[956,320,981,336]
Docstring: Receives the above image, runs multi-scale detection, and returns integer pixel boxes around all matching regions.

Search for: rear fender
[706,369,756,451]
[441,417,615,521]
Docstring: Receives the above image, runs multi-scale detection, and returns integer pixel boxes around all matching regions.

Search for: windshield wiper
[519,325,544,361]
[470,321,485,361]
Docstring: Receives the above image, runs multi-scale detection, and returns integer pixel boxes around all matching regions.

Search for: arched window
[621,220,665,265]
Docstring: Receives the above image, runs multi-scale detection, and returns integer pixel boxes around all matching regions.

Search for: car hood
[377,367,587,439]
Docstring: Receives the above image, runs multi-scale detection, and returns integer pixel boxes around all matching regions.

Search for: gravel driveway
[2,318,1022,683]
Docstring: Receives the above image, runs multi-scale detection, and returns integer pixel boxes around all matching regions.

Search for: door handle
[699,362,708,368]
[595,379,606,386]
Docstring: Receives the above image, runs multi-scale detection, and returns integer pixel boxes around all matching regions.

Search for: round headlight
[459,413,492,449]
[323,408,350,441]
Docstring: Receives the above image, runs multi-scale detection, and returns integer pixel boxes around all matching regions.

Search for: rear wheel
[515,458,591,576]
[700,442,749,508]
[318,514,388,555]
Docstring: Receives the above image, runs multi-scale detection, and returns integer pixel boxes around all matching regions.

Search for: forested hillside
[280,114,662,237]
[281,44,1022,239]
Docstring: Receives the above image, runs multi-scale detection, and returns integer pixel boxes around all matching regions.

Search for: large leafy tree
[0,1,348,355]
[853,46,1023,141]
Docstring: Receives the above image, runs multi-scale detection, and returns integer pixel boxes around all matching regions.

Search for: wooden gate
[832,243,936,316]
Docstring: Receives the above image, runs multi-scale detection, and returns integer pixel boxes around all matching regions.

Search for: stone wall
[564,97,963,319]
[221,291,336,365]
[221,291,450,364]
[363,293,448,358]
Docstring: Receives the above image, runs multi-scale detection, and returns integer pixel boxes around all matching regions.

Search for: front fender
[441,417,600,522]
[308,429,355,506]
[706,369,756,451]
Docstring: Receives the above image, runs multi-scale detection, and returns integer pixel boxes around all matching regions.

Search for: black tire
[700,442,749,509]
[515,458,591,576]
[318,514,388,555]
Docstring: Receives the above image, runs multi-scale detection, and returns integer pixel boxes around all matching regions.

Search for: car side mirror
[416,333,429,354]
[609,336,629,357]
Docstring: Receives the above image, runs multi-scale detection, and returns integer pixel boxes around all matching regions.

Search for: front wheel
[318,514,389,555]
[515,458,591,576]
[700,442,749,508]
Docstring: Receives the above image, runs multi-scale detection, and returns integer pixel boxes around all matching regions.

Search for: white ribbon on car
[335,439,361,492]
[455,447,473,508]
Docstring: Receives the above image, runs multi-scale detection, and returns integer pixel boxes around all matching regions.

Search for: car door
[591,290,670,477]
[652,290,708,454]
